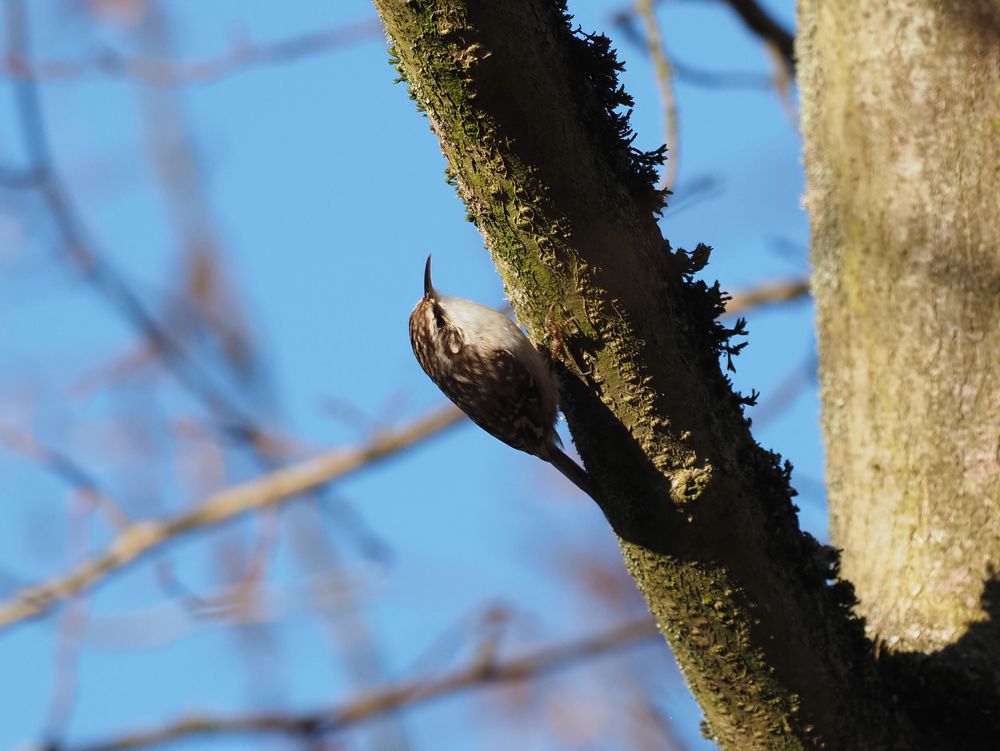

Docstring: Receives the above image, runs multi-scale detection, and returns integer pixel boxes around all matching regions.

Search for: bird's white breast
[440,295,557,410]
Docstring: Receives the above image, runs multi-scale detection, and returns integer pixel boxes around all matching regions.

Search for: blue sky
[0,2,816,749]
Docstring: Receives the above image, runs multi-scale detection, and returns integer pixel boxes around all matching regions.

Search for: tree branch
[52,618,657,751]
[636,0,678,189]
[611,0,795,75]
[724,277,809,316]
[0,406,464,630]
[0,422,129,531]
[1,17,383,86]
[720,0,795,74]
[2,0,269,445]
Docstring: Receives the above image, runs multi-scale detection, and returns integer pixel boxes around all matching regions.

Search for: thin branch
[2,18,384,87]
[670,57,774,90]
[83,565,381,648]
[724,278,809,317]
[2,0,269,445]
[719,0,795,75]
[4,4,376,610]
[57,618,657,751]
[636,0,678,190]
[31,170,267,444]
[611,0,795,77]
[42,497,94,747]
[0,405,465,630]
[664,174,723,214]
[0,421,130,531]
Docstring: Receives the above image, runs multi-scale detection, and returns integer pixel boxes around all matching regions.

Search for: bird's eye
[432,304,447,330]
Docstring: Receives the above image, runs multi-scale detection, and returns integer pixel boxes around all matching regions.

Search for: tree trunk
[799,1,1000,746]
[373,2,909,748]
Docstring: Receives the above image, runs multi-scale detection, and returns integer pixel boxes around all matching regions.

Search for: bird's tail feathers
[543,444,596,500]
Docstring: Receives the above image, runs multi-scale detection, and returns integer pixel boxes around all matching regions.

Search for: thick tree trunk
[373,2,906,748]
[799,1,1000,745]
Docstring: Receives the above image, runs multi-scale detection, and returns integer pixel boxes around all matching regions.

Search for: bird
[409,255,594,499]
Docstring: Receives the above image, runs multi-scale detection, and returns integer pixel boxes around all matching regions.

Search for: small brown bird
[409,256,593,498]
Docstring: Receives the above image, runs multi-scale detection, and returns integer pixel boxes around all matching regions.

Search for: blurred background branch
[57,618,659,751]
[1,17,384,86]
[0,405,465,629]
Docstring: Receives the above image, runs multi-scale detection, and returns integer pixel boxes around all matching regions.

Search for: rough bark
[799,0,1000,745]
[372,2,904,748]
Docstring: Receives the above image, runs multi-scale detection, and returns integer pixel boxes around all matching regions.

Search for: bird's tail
[543,444,596,500]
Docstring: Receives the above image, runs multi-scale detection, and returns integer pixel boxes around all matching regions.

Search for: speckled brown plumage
[408,256,594,498]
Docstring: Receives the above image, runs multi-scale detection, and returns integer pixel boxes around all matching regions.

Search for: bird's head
[409,255,457,374]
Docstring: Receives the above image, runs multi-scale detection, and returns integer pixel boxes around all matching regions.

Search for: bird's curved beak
[423,254,436,300]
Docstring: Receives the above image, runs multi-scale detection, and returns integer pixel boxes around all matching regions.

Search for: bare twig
[0,405,465,630]
[42,496,93,746]
[764,41,798,129]
[724,278,809,317]
[636,0,678,190]
[719,0,795,75]
[5,6,379,622]
[59,618,657,751]
[670,57,774,90]
[0,421,130,531]
[83,565,382,649]
[2,18,383,86]
[3,0,268,445]
[612,0,795,77]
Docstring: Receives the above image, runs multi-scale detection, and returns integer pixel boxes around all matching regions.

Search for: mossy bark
[373,1,905,748]
[799,1,1000,746]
